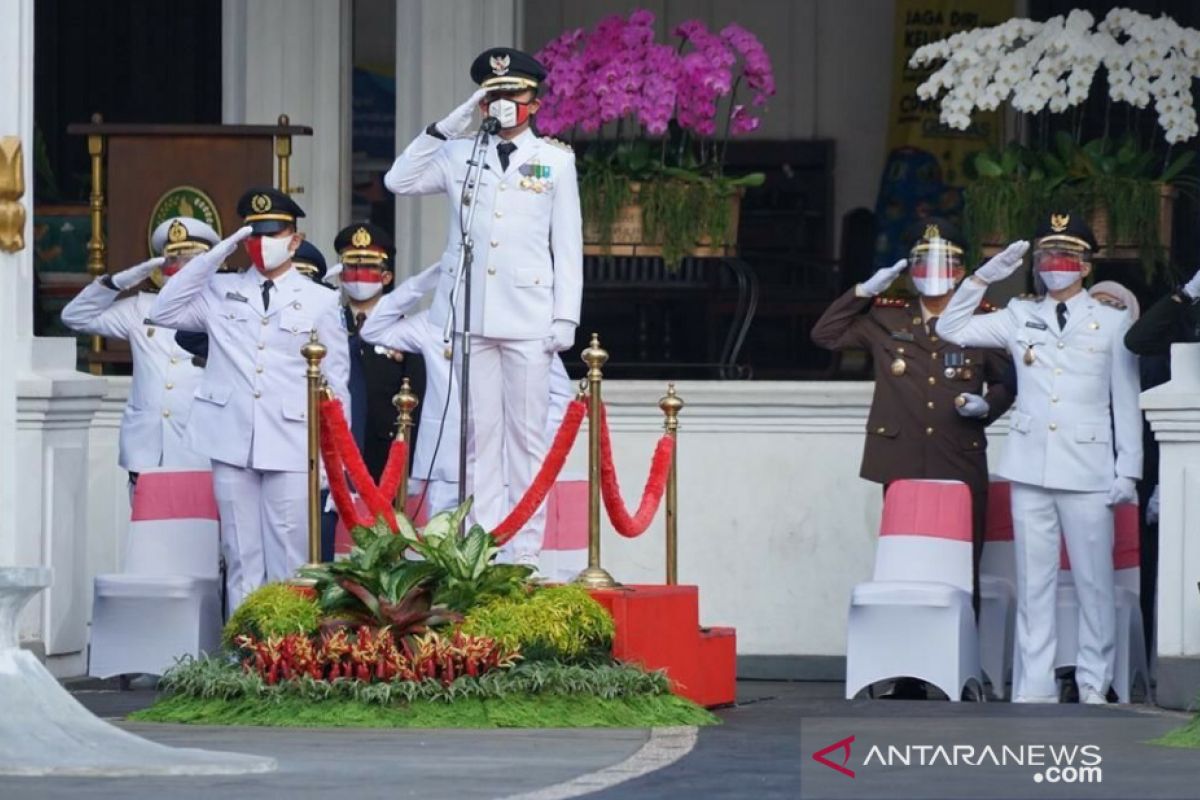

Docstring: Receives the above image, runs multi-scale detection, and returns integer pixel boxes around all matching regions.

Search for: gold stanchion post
[275,114,302,195]
[392,378,419,515]
[575,333,617,589]
[302,331,327,567]
[86,114,106,376]
[658,384,684,585]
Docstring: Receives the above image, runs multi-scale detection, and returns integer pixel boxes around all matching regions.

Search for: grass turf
[1151,717,1200,749]
[130,691,719,729]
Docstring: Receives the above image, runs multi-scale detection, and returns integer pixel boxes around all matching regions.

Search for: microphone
[480,116,501,135]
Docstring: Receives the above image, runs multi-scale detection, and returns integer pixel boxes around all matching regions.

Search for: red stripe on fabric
[131,471,218,522]
[985,481,1014,541]
[880,479,973,542]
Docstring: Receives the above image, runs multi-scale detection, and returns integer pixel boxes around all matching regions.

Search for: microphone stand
[444,118,498,519]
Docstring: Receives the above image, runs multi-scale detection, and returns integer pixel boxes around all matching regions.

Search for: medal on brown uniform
[890,357,906,376]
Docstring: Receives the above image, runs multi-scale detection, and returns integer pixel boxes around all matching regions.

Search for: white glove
[857,258,908,297]
[110,257,165,291]
[1107,476,1138,507]
[972,240,1030,284]
[212,225,254,262]
[955,393,990,418]
[1146,485,1160,525]
[436,89,488,139]
[544,320,577,354]
[1182,267,1200,300]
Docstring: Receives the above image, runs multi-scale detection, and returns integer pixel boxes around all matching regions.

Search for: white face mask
[488,98,520,129]
[342,281,383,302]
[1038,270,1080,292]
[256,234,294,273]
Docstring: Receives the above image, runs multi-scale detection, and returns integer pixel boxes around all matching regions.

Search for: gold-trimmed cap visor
[480,75,540,92]
[1035,234,1092,252]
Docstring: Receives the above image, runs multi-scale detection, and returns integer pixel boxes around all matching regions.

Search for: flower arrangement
[534,10,775,267]
[909,7,1200,272]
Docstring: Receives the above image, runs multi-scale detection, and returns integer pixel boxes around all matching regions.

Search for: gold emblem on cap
[351,226,372,248]
[1050,213,1069,232]
[490,54,511,76]
[924,223,941,240]
[251,193,272,213]
[167,219,188,243]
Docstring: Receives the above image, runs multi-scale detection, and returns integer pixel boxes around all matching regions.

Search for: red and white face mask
[341,265,385,301]
[246,234,295,273]
[486,97,533,129]
[1034,248,1089,292]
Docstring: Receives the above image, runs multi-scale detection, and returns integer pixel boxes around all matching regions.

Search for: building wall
[522,0,895,255]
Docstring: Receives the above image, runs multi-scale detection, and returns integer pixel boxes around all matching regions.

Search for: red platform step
[589,585,736,708]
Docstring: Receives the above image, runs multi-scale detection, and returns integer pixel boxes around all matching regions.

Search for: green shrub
[222,583,321,648]
[460,585,615,663]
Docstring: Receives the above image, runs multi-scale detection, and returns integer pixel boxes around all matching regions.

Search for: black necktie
[1056,301,1068,331]
[354,312,366,334]
[262,279,274,312]
[497,142,517,172]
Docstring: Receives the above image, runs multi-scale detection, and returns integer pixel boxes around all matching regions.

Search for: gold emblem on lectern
[351,227,372,248]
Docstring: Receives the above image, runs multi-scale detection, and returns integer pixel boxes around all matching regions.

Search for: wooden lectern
[66,114,312,373]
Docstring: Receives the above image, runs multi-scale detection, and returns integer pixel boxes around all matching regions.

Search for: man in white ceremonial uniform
[61,217,217,495]
[936,212,1142,704]
[362,265,575,524]
[150,188,350,610]
[383,47,582,569]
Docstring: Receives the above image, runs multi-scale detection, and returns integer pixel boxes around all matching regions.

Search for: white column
[222,0,352,260]
[0,0,105,672]
[1142,341,1200,710]
[392,0,519,280]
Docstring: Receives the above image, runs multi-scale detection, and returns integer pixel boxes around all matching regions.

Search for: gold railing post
[86,114,106,375]
[392,378,419,515]
[275,114,302,195]
[658,384,684,585]
[575,333,616,589]
[302,331,327,567]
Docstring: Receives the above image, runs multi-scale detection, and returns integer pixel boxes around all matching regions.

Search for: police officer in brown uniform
[813,220,1016,622]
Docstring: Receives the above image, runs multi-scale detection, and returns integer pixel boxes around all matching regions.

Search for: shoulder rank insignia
[1096,296,1127,310]
[873,296,906,307]
[542,137,573,152]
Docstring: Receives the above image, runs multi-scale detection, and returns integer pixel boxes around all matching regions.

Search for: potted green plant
[534,10,774,269]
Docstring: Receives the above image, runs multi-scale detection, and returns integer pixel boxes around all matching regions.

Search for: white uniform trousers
[460,336,551,563]
[1011,482,1116,700]
[407,477,461,518]
[212,461,308,612]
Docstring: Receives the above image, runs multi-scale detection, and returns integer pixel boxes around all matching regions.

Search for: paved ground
[0,680,1195,799]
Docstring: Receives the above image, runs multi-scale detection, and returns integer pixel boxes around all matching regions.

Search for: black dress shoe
[881,678,928,700]
[1059,673,1079,704]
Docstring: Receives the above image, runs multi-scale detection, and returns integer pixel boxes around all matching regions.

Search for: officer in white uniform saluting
[936,212,1142,704]
[61,217,218,493]
[150,188,351,611]
[384,47,583,569]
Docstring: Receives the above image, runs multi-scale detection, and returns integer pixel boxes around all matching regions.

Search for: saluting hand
[110,257,165,291]
[437,89,489,139]
[972,240,1030,284]
[857,258,908,297]
[954,393,990,419]
[212,225,255,261]
[1182,266,1200,300]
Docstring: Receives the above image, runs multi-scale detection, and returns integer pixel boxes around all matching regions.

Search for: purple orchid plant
[533,10,775,265]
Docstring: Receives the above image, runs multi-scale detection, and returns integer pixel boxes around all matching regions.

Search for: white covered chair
[845,479,984,702]
[88,468,222,679]
[978,480,1016,699]
[1050,503,1149,703]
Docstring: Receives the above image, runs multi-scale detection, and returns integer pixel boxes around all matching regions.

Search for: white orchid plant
[911,8,1199,144]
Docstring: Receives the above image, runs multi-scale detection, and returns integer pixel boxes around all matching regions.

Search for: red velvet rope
[491,399,588,546]
[599,405,675,538]
[319,403,370,529]
[319,397,397,531]
[379,438,409,501]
